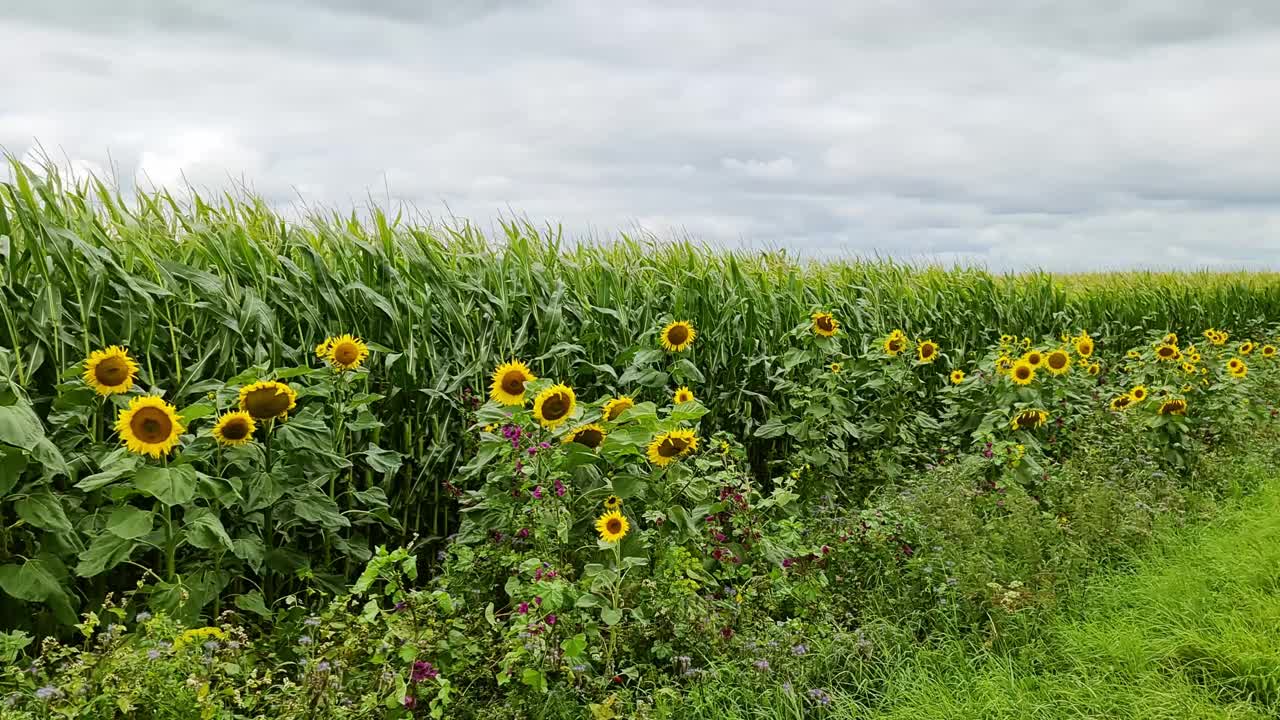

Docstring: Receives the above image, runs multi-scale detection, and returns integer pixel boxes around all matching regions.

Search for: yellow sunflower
[115,396,184,458]
[1044,350,1071,375]
[1158,398,1188,416]
[647,429,698,466]
[1087,362,1100,376]
[996,356,1015,374]
[1010,408,1049,431]
[811,312,839,337]
[563,423,606,449]
[660,321,696,352]
[83,346,139,396]
[673,387,696,404]
[211,411,256,447]
[1126,350,1141,360]
[327,334,370,371]
[1010,360,1036,385]
[238,381,297,421]
[1211,330,1228,346]
[950,369,965,385]
[602,396,635,421]
[1181,362,1197,375]
[603,495,622,511]
[1163,333,1179,346]
[1075,336,1094,358]
[1227,358,1247,379]
[830,362,842,373]
[1109,394,1132,411]
[1263,345,1277,359]
[1239,341,1255,355]
[533,384,577,429]
[314,338,333,358]
[1023,350,1044,367]
[596,510,630,544]
[489,359,536,406]
[1000,334,1014,345]
[1129,385,1148,403]
[1154,344,1180,362]
[917,340,939,364]
[883,330,908,356]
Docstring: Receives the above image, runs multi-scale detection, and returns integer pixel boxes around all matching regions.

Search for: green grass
[871,457,1280,719]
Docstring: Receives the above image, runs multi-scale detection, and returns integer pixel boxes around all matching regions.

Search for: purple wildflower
[518,602,530,614]
[411,660,439,682]
[753,659,770,672]
[545,614,557,625]
[35,687,61,701]
[531,485,543,499]
[298,635,312,646]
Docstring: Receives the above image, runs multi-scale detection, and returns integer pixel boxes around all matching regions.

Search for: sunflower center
[606,401,631,421]
[333,341,360,365]
[1048,353,1067,369]
[501,371,528,396]
[815,316,834,332]
[1028,354,1041,364]
[921,344,935,358]
[666,325,690,346]
[1015,366,1031,380]
[1158,347,1174,357]
[606,518,623,535]
[94,356,130,386]
[244,387,290,419]
[1015,412,1040,429]
[888,339,903,353]
[221,418,251,441]
[541,393,569,421]
[131,407,173,443]
[574,428,604,448]
[658,436,689,458]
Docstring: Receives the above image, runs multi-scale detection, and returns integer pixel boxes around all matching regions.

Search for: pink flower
[545,614,557,625]
[531,485,543,499]
[403,696,417,709]
[518,602,529,614]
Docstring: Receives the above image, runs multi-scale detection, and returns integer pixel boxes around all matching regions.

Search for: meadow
[1,160,1279,718]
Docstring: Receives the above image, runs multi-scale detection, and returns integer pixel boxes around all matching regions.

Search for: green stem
[164,504,176,582]
[263,420,275,601]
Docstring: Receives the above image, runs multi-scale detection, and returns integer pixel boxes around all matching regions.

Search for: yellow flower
[1010,409,1049,431]
[916,340,939,364]
[1158,398,1188,416]
[314,338,333,358]
[1211,330,1228,346]
[673,387,696,404]
[1262,345,1277,359]
[660,321,696,352]
[596,510,630,543]
[604,495,622,511]
[1000,334,1014,345]
[83,346,139,396]
[563,423,606,449]
[327,334,370,371]
[1044,349,1071,375]
[1154,344,1180,362]
[173,627,226,651]
[1010,360,1035,385]
[602,396,635,421]
[811,312,839,337]
[1087,362,1100,376]
[533,384,576,429]
[996,356,1014,374]
[489,359,536,406]
[647,429,698,466]
[1130,385,1148,402]
[1239,341,1255,355]
[238,381,297,421]
[1075,336,1094,358]
[883,329,908,356]
[115,396,185,458]
[1227,358,1247,379]
[1163,333,1178,346]
[1023,350,1044,367]
[1109,394,1132,411]
[950,369,965,385]
[830,362,842,373]
[211,411,255,447]
[1126,350,1140,360]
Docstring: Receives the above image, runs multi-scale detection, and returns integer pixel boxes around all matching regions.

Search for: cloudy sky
[3,1,1280,269]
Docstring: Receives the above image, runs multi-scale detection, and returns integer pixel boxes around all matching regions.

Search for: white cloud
[721,156,797,180]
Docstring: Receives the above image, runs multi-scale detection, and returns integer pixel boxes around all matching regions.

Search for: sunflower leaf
[132,465,198,507]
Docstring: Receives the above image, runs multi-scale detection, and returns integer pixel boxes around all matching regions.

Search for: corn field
[3,159,1279,541]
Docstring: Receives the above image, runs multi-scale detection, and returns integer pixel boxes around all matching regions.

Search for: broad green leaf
[185,510,234,551]
[291,491,350,530]
[75,457,141,492]
[75,533,138,577]
[105,506,153,539]
[234,591,271,618]
[0,401,43,451]
[561,633,587,659]
[600,607,623,626]
[15,492,74,533]
[132,465,197,506]
[0,446,28,496]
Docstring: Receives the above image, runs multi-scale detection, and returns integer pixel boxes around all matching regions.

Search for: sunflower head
[811,312,839,337]
[1126,350,1141,360]
[115,396,185,458]
[1211,331,1228,346]
[238,381,298,421]
[1010,360,1036,385]
[1154,344,1180,362]
[596,510,630,544]
[1087,363,1100,376]
[603,495,622,511]
[83,346,139,396]
[563,423,606,450]
[1075,336,1094,358]
[673,387,696,405]
[1163,333,1178,346]
[917,340,939,363]
[647,429,698,466]
[211,411,256,447]
[1239,341,1255,355]
[314,338,334,358]
[1158,398,1188,416]
[490,359,536,406]
[602,396,636,422]
[1130,385,1148,402]
[1109,394,1132,411]
[1045,350,1071,375]
[1227,358,1247,378]
[830,362,842,373]
[660,321,696,352]
[533,384,577,428]
[996,356,1015,374]
[1010,409,1049,431]
[883,330,908,356]
[327,334,370,371]
[1023,350,1044,367]
[1000,334,1014,345]
[950,369,965,385]
[1263,345,1277,359]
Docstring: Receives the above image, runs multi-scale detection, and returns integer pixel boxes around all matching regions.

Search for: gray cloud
[3,0,1280,270]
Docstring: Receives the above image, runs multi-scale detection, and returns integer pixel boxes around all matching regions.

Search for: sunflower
[883,330,908,356]
[660,321,696,352]
[917,340,939,363]
[830,362,842,373]
[950,369,965,385]
[596,510,630,544]
[1181,362,1197,375]
[1010,360,1036,385]
[1075,336,1095,358]
[811,312,839,337]
[1227,358,1247,379]
[314,338,333,358]
[83,346,139,396]
[1087,363,1100,376]
[327,334,370,371]
[1211,330,1228,346]
[1010,409,1049,431]
[238,381,298,421]
[1130,385,1149,403]
[1163,333,1178,346]
[604,495,622,511]
[1023,350,1044,367]
[533,384,577,428]
[602,396,635,421]
[1109,394,1132,411]
[563,423,606,449]
[1158,398,1188,416]
[1126,350,1141,360]
[1239,341,1255,355]
[1044,350,1071,375]
[1263,345,1277,359]
[647,429,698,466]
[1000,334,1014,345]
[211,411,256,447]
[1154,344,1180,362]
[1190,352,1202,363]
[115,396,184,458]
[489,359,536,406]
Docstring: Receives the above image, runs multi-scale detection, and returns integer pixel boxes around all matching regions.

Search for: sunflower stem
[263,419,275,602]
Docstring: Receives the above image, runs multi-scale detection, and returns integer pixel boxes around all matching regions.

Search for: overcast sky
[4,1,1280,270]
